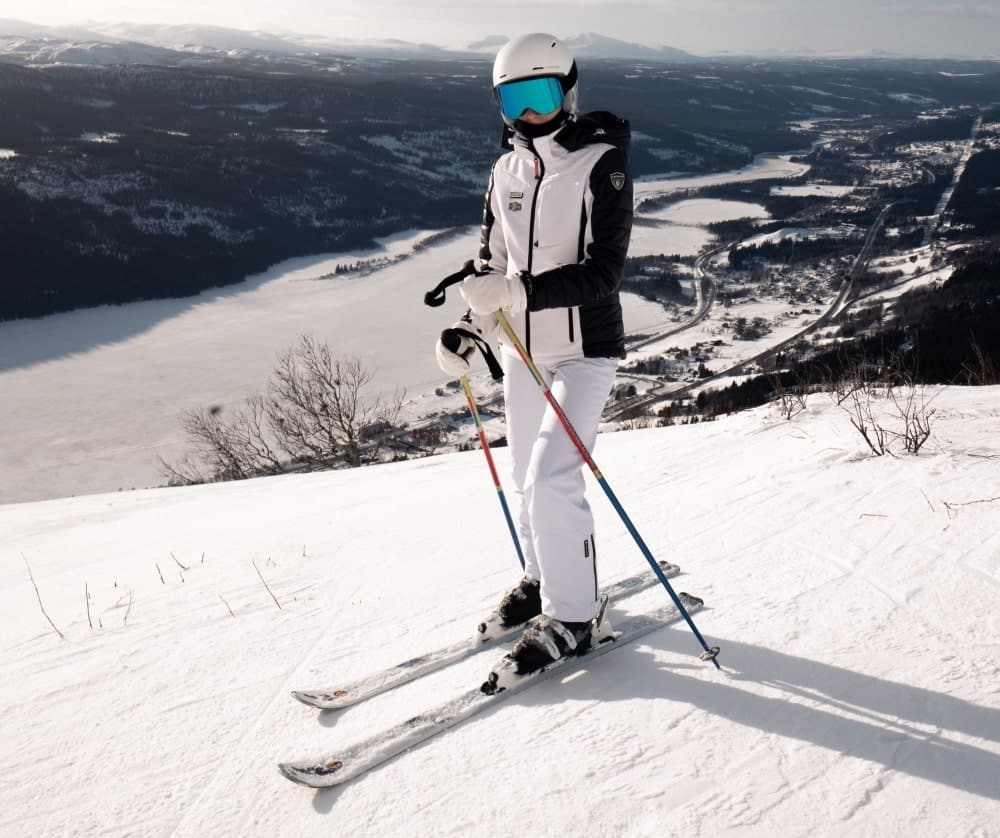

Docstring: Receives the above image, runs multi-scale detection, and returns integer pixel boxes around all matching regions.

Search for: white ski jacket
[478,111,633,363]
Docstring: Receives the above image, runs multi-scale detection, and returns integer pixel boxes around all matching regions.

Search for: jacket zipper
[525,150,545,358]
[568,308,575,343]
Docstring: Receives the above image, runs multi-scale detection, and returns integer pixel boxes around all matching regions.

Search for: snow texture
[1,387,998,836]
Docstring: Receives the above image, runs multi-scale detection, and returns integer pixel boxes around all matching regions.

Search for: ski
[278,592,704,789]
[290,561,680,711]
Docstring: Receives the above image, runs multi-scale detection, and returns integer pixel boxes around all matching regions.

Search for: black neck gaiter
[514,110,571,140]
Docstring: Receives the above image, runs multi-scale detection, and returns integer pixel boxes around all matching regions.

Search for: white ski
[279,592,704,789]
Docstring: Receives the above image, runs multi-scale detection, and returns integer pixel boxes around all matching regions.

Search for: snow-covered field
[771,184,856,198]
[629,220,713,258]
[0,157,812,505]
[739,225,859,249]
[859,267,953,305]
[645,198,769,226]
[635,153,810,203]
[2,386,998,836]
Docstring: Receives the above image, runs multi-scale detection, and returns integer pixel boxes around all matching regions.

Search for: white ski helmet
[492,33,579,124]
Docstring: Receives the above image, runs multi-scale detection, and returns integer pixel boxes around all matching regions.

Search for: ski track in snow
[166,611,337,836]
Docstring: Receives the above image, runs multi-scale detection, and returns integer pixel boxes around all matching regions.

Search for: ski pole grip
[424,259,477,307]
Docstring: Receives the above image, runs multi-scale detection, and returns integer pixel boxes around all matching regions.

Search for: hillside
[2,55,997,320]
[1,386,998,836]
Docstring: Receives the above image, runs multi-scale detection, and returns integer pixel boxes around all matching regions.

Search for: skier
[435,33,633,676]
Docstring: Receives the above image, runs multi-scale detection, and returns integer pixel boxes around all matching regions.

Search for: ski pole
[459,375,526,570]
[494,310,721,668]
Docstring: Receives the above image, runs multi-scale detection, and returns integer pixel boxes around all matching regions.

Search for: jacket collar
[504,111,632,167]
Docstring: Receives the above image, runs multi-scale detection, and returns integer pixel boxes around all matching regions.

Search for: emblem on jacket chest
[508,191,524,211]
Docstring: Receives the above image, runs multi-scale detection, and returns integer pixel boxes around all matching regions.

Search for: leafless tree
[161,395,284,484]
[266,337,403,469]
[841,352,939,457]
[161,336,404,484]
[846,389,893,456]
[888,384,937,454]
[770,371,809,420]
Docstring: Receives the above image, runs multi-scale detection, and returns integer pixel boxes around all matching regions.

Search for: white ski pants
[502,351,618,622]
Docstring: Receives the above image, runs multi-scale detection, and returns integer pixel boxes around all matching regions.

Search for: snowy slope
[2,387,998,836]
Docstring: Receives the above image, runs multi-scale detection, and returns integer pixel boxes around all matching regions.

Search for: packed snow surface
[1,387,998,836]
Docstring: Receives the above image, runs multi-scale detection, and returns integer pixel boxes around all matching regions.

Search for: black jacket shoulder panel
[555,111,631,162]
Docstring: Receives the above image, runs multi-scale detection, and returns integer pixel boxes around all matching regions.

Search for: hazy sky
[1,1,998,58]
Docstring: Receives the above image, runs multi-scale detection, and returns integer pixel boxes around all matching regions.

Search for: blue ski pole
[495,310,720,668]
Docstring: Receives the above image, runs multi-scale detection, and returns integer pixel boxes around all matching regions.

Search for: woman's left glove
[434,313,497,378]
[460,273,527,316]
[435,321,476,377]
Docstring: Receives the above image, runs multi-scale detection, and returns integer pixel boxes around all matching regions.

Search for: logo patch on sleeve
[610,172,627,191]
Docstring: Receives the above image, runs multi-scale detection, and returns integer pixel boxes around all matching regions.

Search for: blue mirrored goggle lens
[497,76,564,120]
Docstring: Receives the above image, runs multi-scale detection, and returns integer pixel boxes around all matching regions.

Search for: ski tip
[291,690,352,710]
[278,759,345,788]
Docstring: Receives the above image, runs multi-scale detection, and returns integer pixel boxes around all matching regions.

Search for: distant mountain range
[0,19,697,65]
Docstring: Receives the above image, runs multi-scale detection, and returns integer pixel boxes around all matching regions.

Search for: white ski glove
[459,273,528,317]
[434,314,497,378]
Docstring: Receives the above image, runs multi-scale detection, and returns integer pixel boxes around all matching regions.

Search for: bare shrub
[841,353,939,457]
[619,416,655,431]
[23,554,65,641]
[845,389,892,456]
[769,372,808,420]
[820,346,881,407]
[161,396,283,484]
[614,400,652,424]
[162,336,404,484]
[267,338,403,469]
[888,384,937,454]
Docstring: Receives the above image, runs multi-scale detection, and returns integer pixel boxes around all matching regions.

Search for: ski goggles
[496,76,564,121]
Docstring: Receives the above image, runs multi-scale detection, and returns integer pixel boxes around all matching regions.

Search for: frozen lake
[0,154,811,504]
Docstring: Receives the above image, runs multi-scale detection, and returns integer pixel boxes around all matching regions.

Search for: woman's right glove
[435,313,497,378]
[460,273,528,316]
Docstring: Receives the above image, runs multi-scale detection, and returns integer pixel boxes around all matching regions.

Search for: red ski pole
[494,310,720,668]
[459,375,525,570]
